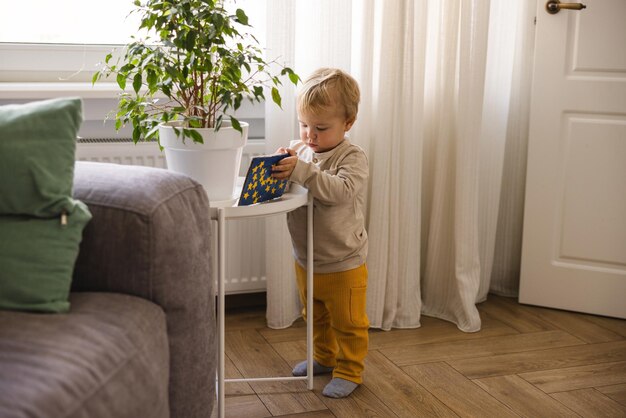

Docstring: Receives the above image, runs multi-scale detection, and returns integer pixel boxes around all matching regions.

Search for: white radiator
[76,138,268,294]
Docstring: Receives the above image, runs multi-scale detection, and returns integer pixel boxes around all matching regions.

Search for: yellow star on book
[237,153,291,206]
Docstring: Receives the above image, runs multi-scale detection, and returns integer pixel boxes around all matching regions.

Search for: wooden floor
[214,294,626,418]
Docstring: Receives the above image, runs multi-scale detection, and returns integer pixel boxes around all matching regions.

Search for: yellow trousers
[295,263,369,384]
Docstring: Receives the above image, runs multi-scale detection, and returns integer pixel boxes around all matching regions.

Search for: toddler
[272,68,369,398]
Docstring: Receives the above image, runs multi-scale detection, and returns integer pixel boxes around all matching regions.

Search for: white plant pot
[159,121,248,203]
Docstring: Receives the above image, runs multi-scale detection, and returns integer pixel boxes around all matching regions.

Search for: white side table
[210,180,314,418]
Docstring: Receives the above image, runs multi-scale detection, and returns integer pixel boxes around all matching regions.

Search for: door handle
[546,0,587,14]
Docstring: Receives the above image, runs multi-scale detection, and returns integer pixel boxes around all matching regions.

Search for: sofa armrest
[72,161,215,418]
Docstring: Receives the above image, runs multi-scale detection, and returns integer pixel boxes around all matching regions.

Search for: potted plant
[93,0,299,203]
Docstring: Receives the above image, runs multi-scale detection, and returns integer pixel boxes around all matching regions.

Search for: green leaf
[132,125,141,144]
[235,9,249,25]
[133,73,142,93]
[165,66,179,80]
[185,31,196,50]
[187,129,204,144]
[288,71,300,85]
[120,63,134,73]
[145,124,160,140]
[117,73,127,90]
[253,86,264,98]
[147,70,158,91]
[162,83,172,97]
[230,116,242,133]
[91,71,100,85]
[271,87,282,109]
[188,118,202,129]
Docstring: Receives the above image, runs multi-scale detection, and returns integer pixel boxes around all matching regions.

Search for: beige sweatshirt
[286,138,369,273]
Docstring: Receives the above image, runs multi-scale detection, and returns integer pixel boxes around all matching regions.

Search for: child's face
[298,106,354,153]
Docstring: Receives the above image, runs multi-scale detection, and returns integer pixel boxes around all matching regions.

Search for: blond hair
[297,68,360,122]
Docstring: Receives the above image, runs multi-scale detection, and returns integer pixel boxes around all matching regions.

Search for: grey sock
[292,360,334,377]
[322,378,359,398]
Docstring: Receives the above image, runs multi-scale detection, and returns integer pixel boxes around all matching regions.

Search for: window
[0,0,266,44]
[0,0,267,139]
[0,0,267,82]
[0,1,143,44]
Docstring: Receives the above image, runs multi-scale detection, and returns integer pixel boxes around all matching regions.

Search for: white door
[520,0,626,318]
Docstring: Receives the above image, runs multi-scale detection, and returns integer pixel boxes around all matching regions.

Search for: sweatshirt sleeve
[290,148,368,205]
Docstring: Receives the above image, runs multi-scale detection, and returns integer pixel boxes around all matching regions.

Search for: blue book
[238,153,290,206]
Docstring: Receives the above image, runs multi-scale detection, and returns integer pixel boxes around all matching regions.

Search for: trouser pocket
[349,286,369,328]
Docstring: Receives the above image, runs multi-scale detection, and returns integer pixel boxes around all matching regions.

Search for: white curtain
[264,0,536,332]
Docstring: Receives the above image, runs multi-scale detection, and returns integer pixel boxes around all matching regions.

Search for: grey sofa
[0,162,216,418]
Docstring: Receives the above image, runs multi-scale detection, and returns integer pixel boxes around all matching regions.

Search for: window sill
[0,82,123,100]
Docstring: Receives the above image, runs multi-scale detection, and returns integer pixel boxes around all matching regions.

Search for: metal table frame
[212,183,314,418]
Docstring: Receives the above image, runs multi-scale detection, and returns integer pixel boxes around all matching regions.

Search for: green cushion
[0,204,92,312]
[0,98,91,313]
[0,97,82,217]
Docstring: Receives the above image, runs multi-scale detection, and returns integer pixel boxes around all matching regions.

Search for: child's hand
[272,148,297,180]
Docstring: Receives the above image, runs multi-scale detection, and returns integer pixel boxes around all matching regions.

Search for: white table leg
[215,188,312,417]
[217,208,226,418]
[306,195,314,390]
